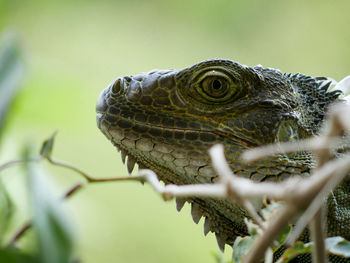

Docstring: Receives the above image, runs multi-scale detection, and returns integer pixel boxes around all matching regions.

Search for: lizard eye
[195,70,238,103]
[201,77,229,99]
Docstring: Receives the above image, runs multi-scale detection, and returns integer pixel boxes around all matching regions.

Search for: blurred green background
[0,0,349,262]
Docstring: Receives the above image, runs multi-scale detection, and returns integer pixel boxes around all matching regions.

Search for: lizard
[96,59,350,262]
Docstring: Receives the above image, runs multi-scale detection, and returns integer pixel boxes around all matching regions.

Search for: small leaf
[26,157,73,263]
[273,225,292,251]
[276,241,312,263]
[326,236,350,258]
[232,236,255,263]
[0,179,14,245]
[0,31,23,140]
[39,131,57,159]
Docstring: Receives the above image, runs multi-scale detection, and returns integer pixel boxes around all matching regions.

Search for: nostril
[124,76,132,82]
[112,78,122,94]
[96,89,108,113]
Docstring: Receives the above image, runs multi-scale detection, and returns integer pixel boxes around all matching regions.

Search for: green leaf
[232,236,255,263]
[276,241,312,263]
[326,236,350,258]
[0,179,14,245]
[0,31,23,140]
[39,131,57,159]
[0,247,37,263]
[26,159,73,263]
[273,225,292,251]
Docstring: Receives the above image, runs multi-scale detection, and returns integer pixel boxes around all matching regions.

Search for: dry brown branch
[309,209,326,263]
[242,104,350,262]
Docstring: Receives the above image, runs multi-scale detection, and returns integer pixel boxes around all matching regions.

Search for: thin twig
[47,157,149,184]
[310,209,327,263]
[241,137,343,163]
[47,157,94,182]
[210,144,265,228]
[0,156,42,173]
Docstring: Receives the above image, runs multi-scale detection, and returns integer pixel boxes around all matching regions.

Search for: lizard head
[96,59,313,183]
[96,59,340,247]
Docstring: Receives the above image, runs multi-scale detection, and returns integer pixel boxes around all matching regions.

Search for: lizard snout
[96,88,108,113]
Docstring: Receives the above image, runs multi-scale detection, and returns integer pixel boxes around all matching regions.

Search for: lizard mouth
[96,113,218,183]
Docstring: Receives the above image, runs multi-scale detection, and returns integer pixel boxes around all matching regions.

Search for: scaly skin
[96,59,350,260]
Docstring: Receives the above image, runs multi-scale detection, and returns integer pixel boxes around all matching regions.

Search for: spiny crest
[286,73,342,134]
[287,72,341,100]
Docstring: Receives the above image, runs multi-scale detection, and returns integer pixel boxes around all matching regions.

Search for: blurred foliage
[27,157,73,263]
[0,247,36,263]
[0,32,23,141]
[0,1,349,262]
[0,33,73,263]
[0,179,14,245]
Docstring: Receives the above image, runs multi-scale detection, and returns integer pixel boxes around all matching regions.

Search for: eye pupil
[196,73,236,103]
[212,79,222,90]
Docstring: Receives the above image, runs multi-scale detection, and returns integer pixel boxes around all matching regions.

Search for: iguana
[96,59,350,262]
